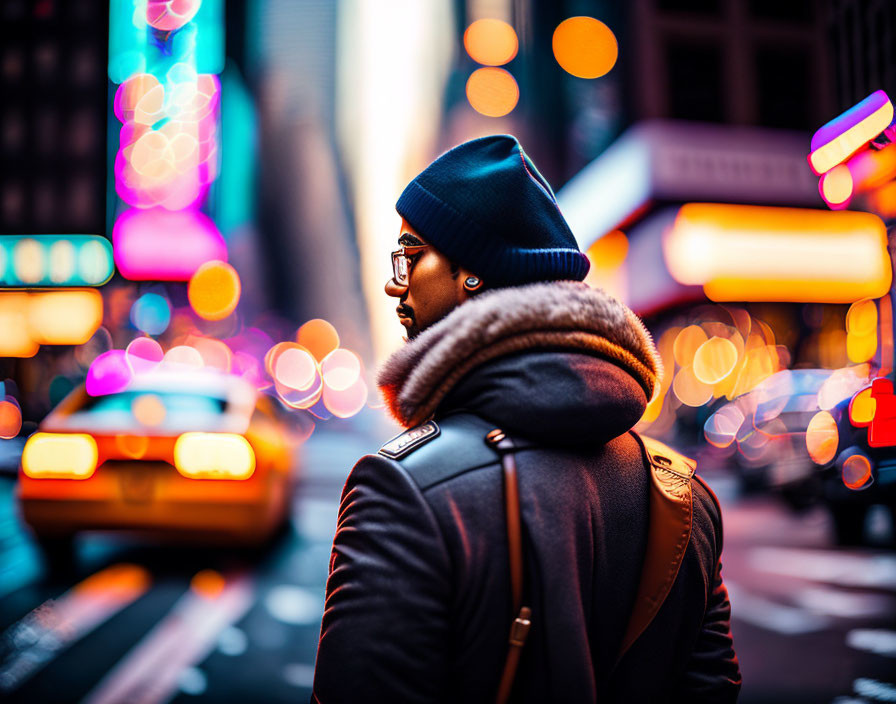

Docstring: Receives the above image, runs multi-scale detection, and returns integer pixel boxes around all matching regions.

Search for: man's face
[385,219,469,339]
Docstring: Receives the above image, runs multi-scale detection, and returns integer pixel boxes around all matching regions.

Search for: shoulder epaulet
[378,421,440,460]
[639,435,696,500]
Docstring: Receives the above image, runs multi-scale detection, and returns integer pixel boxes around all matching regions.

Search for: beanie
[395,135,590,287]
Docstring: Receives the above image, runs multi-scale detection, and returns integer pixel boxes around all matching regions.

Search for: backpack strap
[486,429,533,704]
[616,432,696,664]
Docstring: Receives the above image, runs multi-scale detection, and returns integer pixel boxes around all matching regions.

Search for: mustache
[396,304,415,320]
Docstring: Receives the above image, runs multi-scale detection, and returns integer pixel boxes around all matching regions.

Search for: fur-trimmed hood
[378,282,662,443]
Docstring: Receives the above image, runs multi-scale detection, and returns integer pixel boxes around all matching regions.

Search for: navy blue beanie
[396,135,590,287]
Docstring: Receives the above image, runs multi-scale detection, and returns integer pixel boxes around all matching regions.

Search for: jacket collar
[377,281,662,429]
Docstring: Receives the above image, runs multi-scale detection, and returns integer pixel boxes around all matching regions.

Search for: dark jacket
[313,283,741,703]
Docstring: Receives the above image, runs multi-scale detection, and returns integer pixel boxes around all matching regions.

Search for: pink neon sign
[113,208,227,281]
[808,90,894,176]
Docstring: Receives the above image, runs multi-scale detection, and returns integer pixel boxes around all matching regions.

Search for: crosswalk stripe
[793,586,896,619]
[726,580,831,634]
[0,563,151,693]
[748,547,896,591]
[82,571,255,704]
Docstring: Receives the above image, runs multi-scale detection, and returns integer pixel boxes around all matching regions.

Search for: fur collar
[378,282,662,428]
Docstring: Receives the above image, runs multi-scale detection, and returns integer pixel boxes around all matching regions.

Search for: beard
[397,303,419,339]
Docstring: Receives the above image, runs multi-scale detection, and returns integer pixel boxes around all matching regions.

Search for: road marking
[854,678,896,702]
[0,564,151,693]
[264,584,323,625]
[749,547,896,591]
[82,570,254,704]
[794,586,896,619]
[282,663,315,688]
[726,580,830,634]
[847,630,896,658]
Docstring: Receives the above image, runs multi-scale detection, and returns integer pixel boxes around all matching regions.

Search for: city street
[0,416,893,704]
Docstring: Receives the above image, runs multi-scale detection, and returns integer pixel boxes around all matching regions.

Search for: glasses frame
[391,244,429,286]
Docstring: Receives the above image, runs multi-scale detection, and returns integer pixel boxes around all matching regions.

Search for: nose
[385,278,407,298]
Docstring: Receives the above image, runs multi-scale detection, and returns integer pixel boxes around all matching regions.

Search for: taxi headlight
[174,433,256,480]
[22,433,98,479]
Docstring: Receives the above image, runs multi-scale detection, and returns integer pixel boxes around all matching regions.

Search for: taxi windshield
[64,391,228,432]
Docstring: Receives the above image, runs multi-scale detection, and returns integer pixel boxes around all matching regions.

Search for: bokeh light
[693,336,739,385]
[86,350,133,396]
[463,19,518,66]
[113,207,227,281]
[846,329,877,363]
[48,240,75,283]
[132,393,167,427]
[163,345,205,368]
[13,238,43,284]
[842,453,873,490]
[297,319,340,362]
[817,364,870,410]
[191,569,227,599]
[130,292,172,335]
[466,67,519,117]
[704,405,745,448]
[806,410,839,464]
[673,325,708,367]
[190,337,233,372]
[672,365,713,407]
[323,377,369,419]
[321,349,362,392]
[845,300,878,363]
[28,290,104,346]
[126,337,165,374]
[146,0,202,31]
[188,260,241,321]
[552,16,618,79]
[819,164,853,207]
[0,399,23,439]
[847,299,877,335]
[586,230,628,270]
[849,386,876,425]
[274,346,318,391]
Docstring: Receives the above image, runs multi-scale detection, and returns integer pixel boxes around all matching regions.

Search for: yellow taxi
[18,371,297,549]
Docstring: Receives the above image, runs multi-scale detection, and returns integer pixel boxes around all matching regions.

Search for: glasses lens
[394,254,408,284]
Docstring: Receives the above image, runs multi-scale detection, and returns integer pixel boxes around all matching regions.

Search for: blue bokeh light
[130,293,171,335]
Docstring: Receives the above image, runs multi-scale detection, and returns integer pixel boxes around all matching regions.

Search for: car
[702,368,871,513]
[821,378,896,545]
[18,370,299,560]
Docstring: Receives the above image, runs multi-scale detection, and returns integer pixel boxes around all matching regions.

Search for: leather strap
[485,428,695,698]
[487,429,532,704]
[615,432,695,664]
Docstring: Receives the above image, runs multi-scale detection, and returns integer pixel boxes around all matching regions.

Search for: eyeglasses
[391,244,429,286]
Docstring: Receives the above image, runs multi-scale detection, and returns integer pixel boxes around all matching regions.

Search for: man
[312,135,741,702]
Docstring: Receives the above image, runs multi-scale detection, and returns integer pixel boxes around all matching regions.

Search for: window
[656,0,723,16]
[666,41,725,122]
[748,0,815,23]
[755,45,812,129]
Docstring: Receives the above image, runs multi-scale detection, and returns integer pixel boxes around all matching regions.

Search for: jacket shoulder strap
[616,432,696,663]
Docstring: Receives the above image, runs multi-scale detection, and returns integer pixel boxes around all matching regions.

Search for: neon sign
[808,90,894,176]
[108,0,227,281]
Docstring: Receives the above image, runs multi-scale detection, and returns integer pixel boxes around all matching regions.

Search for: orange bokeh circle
[552,16,618,79]
[463,19,518,66]
[466,67,519,118]
[188,261,241,321]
